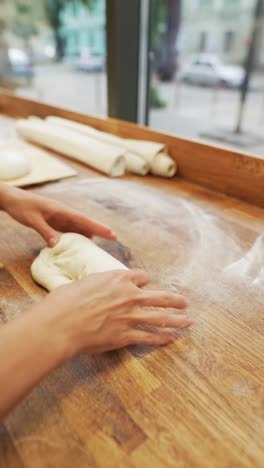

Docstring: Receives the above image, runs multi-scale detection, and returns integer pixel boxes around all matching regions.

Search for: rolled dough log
[46,116,176,178]
[16,119,126,177]
[150,153,177,178]
[124,151,149,175]
[31,233,128,291]
[46,116,149,176]
[0,147,31,180]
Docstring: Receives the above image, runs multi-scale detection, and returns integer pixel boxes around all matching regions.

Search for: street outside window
[149,0,264,157]
[0,0,107,117]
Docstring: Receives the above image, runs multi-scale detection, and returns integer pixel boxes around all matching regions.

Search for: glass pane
[0,0,107,117]
[149,0,264,157]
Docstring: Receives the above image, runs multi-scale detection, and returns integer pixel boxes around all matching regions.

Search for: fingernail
[185,317,193,326]
[49,236,57,247]
[168,333,175,342]
[182,298,190,308]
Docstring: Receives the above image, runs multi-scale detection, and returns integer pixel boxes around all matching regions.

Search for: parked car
[8,48,33,78]
[178,54,245,88]
[33,43,56,64]
[77,49,105,72]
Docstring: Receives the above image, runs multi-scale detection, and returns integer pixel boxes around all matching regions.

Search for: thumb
[33,217,59,247]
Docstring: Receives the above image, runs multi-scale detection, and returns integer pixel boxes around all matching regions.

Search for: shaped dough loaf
[46,116,177,178]
[31,233,128,291]
[0,148,31,180]
[16,119,126,177]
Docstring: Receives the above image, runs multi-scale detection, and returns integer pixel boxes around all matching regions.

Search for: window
[1,0,263,160]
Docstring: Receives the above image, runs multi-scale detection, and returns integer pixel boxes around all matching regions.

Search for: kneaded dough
[31,233,128,291]
[0,148,31,180]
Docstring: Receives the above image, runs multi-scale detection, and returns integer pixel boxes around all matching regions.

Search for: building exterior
[60,0,105,57]
[1,0,262,69]
[1,0,106,60]
[179,0,257,65]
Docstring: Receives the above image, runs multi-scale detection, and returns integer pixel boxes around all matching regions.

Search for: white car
[77,49,105,72]
[179,54,245,88]
[8,48,33,78]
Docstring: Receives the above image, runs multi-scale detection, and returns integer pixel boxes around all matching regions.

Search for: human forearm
[0,302,70,420]
[0,269,192,420]
[0,182,19,211]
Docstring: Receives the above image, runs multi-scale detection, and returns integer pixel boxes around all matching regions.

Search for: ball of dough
[31,233,128,291]
[0,148,31,180]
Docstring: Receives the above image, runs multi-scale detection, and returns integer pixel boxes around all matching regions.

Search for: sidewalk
[150,78,264,158]
[16,63,107,118]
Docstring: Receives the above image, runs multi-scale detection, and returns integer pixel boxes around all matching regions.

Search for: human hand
[41,269,192,356]
[0,269,191,419]
[0,184,115,246]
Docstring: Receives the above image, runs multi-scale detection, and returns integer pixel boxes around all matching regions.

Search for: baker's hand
[39,269,192,355]
[0,268,192,419]
[0,183,115,246]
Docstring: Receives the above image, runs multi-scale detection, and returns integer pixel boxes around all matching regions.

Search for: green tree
[12,2,37,53]
[45,0,94,60]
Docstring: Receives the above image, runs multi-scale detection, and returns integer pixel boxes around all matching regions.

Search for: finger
[127,329,175,346]
[33,217,59,247]
[139,291,188,309]
[127,269,149,288]
[59,210,116,240]
[130,311,193,329]
[79,218,116,240]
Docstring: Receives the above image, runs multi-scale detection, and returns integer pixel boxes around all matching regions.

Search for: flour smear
[40,178,264,309]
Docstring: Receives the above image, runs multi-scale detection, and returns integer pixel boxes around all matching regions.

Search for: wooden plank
[0,91,264,206]
[0,265,34,320]
[5,380,97,468]
[128,307,264,467]
[91,349,160,407]
[52,358,147,454]
[0,425,25,468]
[0,213,46,301]
[129,383,261,468]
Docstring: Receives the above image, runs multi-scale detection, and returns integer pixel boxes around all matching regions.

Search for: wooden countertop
[1,112,264,467]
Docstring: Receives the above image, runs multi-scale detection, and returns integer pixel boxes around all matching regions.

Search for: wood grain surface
[1,90,264,207]
[1,111,264,467]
